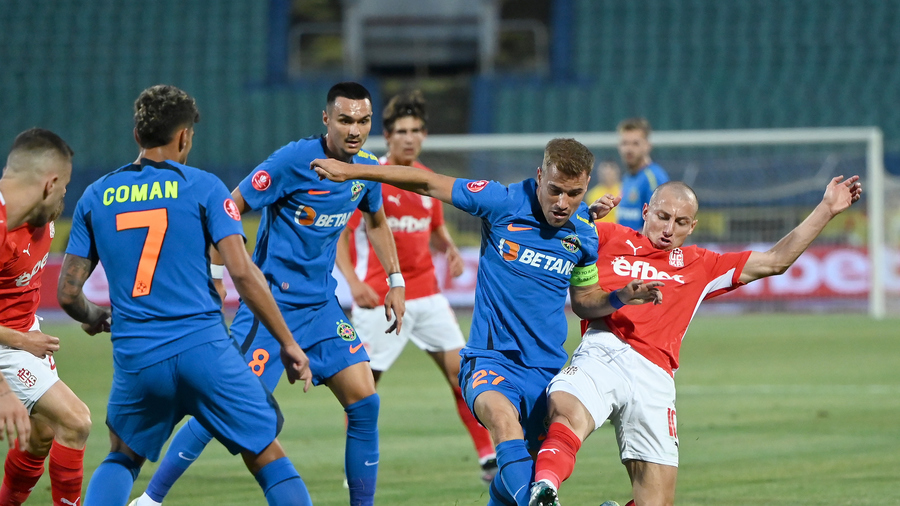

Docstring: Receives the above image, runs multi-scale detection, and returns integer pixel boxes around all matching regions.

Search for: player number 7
[116,208,168,298]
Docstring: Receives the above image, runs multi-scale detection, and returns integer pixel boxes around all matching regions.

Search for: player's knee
[345,393,380,432]
[56,400,92,446]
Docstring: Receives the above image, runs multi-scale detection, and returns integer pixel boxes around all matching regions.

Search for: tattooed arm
[57,254,111,335]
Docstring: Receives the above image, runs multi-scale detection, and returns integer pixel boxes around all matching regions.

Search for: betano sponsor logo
[499,238,575,275]
[294,205,353,228]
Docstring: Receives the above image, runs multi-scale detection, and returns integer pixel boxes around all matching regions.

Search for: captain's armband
[569,264,599,287]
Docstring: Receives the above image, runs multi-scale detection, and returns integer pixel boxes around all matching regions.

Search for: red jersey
[589,222,751,376]
[347,161,444,301]
[0,217,54,332]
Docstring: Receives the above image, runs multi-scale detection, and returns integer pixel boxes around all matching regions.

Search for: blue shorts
[106,329,282,461]
[459,353,557,452]
[232,297,369,388]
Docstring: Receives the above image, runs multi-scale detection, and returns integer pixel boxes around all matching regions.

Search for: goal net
[375,128,894,318]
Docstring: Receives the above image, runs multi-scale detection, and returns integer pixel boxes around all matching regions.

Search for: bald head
[649,181,699,215]
[4,128,74,182]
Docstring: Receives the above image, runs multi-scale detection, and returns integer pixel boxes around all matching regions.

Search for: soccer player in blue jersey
[616,118,669,231]
[134,82,402,506]
[312,138,664,506]
[57,85,314,505]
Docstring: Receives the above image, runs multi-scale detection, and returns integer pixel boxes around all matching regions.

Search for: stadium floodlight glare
[408,127,887,319]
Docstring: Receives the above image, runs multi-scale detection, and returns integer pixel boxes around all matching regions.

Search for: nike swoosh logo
[308,190,331,195]
[349,343,364,354]
[178,452,197,461]
[506,224,532,232]
[364,460,379,466]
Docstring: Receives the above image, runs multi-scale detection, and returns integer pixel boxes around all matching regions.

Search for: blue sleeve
[575,208,600,267]
[238,143,302,211]
[204,176,247,244]
[358,181,382,214]
[65,189,98,261]
[451,179,510,222]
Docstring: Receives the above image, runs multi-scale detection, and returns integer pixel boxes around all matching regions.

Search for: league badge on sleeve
[224,198,242,221]
[251,170,272,191]
[466,180,489,193]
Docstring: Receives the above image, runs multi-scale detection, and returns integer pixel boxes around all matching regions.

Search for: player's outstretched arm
[740,175,862,284]
[57,254,112,335]
[216,234,313,391]
[336,228,380,309]
[363,208,406,333]
[570,279,664,321]
[311,158,457,204]
[207,187,253,302]
[0,376,29,449]
[0,325,59,358]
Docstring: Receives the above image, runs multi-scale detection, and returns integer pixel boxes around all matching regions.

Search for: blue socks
[255,457,312,505]
[84,452,142,506]
[345,393,380,506]
[146,418,214,501]
[494,439,535,506]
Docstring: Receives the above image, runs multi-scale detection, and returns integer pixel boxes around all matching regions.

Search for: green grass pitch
[15,313,900,505]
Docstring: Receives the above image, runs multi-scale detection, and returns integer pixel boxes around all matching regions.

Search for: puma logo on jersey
[499,239,575,275]
[611,257,685,284]
[15,252,50,287]
[626,240,643,256]
[538,448,560,455]
[386,194,402,206]
[22,243,31,256]
[387,215,431,233]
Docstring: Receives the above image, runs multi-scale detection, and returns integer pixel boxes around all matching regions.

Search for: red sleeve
[703,250,752,300]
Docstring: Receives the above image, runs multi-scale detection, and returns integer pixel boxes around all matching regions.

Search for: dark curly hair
[382,90,427,133]
[133,85,200,148]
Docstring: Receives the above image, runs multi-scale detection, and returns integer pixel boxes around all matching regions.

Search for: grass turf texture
[14,314,900,505]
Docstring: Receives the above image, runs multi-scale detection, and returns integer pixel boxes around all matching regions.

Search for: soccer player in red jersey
[528,177,862,506]
[0,128,89,506]
[336,91,498,482]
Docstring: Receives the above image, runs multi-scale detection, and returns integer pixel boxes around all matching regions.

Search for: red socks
[452,386,495,459]
[0,440,47,505]
[49,442,84,506]
[533,422,582,489]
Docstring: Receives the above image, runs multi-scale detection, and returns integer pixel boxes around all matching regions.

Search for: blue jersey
[238,135,382,306]
[451,178,599,369]
[617,162,669,231]
[66,159,245,370]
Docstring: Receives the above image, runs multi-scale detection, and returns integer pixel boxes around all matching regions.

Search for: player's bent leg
[85,431,146,506]
[23,380,90,505]
[0,419,55,505]
[529,391,595,505]
[242,439,312,506]
[136,418,215,505]
[327,362,379,506]
[624,460,677,506]
[30,380,91,448]
[473,391,533,506]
